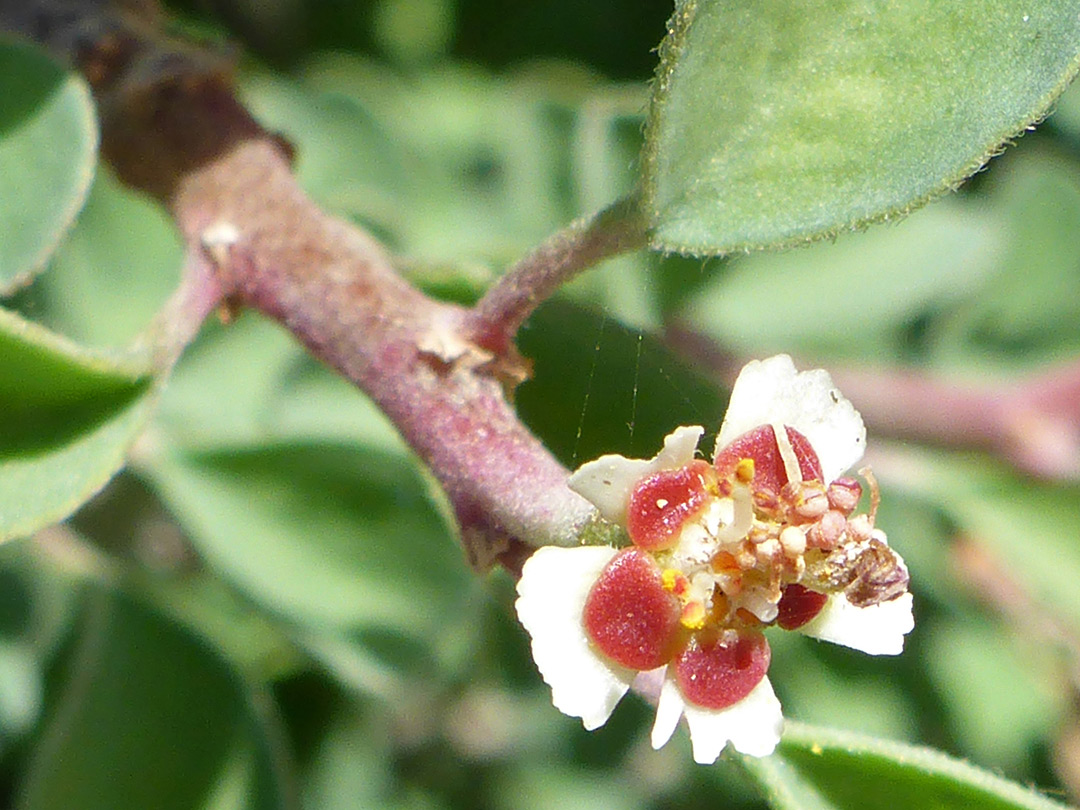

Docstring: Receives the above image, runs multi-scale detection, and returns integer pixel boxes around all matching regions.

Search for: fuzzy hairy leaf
[644,0,1080,254]
[744,722,1069,810]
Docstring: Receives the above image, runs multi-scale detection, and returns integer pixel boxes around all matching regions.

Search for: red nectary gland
[583,548,682,671]
[714,425,823,495]
[776,584,829,629]
[673,632,771,710]
[626,460,715,550]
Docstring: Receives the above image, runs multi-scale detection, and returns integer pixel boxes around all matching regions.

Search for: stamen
[681,601,707,629]
[779,480,830,525]
[826,477,862,515]
[735,457,755,484]
[807,510,847,550]
[662,568,690,597]
[772,421,803,485]
[860,466,881,522]
[755,538,781,563]
[779,525,806,557]
[711,551,739,571]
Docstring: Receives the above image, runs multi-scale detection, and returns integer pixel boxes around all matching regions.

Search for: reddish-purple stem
[467,197,646,355]
[829,363,1080,480]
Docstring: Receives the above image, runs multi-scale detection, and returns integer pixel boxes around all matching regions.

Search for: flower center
[580,422,905,710]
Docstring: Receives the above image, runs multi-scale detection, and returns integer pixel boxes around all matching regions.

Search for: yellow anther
[661,568,677,591]
[735,457,755,484]
[680,601,707,630]
[662,568,689,597]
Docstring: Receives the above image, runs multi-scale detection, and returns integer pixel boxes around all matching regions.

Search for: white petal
[798,592,914,655]
[716,355,865,482]
[654,425,706,469]
[682,677,784,761]
[650,676,784,761]
[567,455,652,525]
[651,676,686,750]
[568,425,705,525]
[515,545,632,729]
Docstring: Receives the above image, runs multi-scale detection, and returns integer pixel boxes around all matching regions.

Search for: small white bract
[515,355,913,762]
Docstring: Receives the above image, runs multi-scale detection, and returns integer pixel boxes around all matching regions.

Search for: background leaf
[4,1,1080,807]
[516,299,726,466]
[27,170,183,350]
[0,308,155,542]
[17,589,295,810]
[136,314,481,695]
[677,199,1002,361]
[879,447,1080,642]
[0,37,96,293]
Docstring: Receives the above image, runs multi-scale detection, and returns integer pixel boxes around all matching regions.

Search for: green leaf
[140,314,483,692]
[882,449,1080,639]
[293,55,634,267]
[744,722,1069,810]
[930,149,1080,365]
[644,0,1080,254]
[143,313,474,634]
[150,315,306,447]
[677,199,1001,360]
[0,37,97,293]
[143,442,473,639]
[18,591,297,810]
[31,170,182,349]
[299,706,398,810]
[239,67,412,246]
[766,633,920,744]
[0,540,79,743]
[922,616,1065,773]
[489,765,648,810]
[0,308,155,542]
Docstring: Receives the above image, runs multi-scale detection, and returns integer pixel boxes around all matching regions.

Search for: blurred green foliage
[3,1,1080,809]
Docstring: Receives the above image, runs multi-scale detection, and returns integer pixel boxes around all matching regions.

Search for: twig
[827,362,1080,481]
[467,196,647,355]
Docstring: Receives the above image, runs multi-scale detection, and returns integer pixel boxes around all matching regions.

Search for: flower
[515,355,914,763]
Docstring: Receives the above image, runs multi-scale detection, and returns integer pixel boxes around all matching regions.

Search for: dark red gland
[776,584,829,630]
[583,548,682,671]
[626,460,716,550]
[673,631,771,710]
[714,425,823,495]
